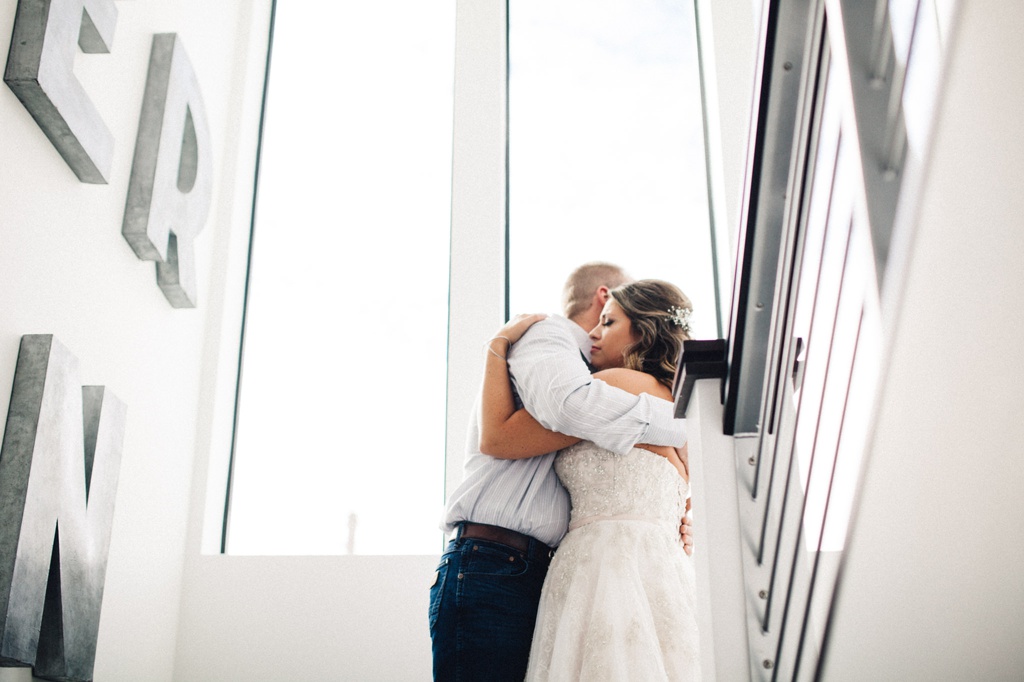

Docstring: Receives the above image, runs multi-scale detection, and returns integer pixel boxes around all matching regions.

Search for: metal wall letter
[3,0,118,184]
[0,336,126,682]
[122,33,212,309]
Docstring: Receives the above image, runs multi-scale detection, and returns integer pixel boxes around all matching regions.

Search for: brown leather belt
[458,522,537,554]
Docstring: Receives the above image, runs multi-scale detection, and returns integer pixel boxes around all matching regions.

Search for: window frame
[216,0,506,555]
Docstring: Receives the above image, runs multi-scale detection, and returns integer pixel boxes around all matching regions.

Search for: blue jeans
[429,530,552,681]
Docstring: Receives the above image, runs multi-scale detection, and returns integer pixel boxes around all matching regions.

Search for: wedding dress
[525,441,701,681]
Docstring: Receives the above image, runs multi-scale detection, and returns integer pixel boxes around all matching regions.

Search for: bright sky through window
[226,2,456,555]
[509,0,717,338]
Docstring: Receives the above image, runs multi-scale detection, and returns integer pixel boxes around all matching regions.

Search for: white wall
[0,0,272,679]
[821,1,1024,678]
[686,381,751,682]
[173,555,436,682]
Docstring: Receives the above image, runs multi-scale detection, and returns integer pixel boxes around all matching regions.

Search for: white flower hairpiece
[668,305,692,333]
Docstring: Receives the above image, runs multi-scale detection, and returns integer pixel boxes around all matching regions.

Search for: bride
[479,279,701,681]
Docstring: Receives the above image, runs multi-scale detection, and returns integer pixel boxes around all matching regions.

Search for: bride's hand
[494,313,548,346]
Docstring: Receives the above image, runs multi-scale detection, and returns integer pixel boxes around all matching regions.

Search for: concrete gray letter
[122,33,212,309]
[0,335,126,682]
[3,0,118,183]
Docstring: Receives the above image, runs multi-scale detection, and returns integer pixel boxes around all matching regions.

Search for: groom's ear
[596,286,611,304]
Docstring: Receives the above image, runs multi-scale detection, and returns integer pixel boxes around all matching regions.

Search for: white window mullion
[445,0,509,500]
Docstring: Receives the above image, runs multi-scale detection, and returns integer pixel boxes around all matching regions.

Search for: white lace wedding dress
[525,441,701,681]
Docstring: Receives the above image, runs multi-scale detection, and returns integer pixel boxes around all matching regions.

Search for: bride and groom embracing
[430,262,702,681]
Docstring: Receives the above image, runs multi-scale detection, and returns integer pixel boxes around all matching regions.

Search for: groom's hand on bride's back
[680,500,693,556]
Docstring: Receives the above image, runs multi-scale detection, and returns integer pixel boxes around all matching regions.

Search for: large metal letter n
[0,336,126,682]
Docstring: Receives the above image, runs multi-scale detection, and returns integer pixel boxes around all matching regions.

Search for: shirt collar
[567,318,591,360]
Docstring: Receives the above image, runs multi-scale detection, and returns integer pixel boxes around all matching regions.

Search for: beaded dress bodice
[555,441,688,530]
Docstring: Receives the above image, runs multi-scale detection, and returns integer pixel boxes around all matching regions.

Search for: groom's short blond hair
[561,262,632,319]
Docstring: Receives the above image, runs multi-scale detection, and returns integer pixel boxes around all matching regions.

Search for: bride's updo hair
[609,279,693,388]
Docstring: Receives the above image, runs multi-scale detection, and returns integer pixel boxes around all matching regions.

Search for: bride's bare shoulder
[592,368,671,400]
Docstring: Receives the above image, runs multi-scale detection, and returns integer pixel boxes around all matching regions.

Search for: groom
[430,262,691,681]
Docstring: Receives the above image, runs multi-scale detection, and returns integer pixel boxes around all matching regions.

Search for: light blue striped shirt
[442,315,687,547]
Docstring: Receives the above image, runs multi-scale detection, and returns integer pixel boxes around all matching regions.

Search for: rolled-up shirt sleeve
[508,317,686,455]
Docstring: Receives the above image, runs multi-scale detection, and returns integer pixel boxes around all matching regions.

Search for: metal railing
[705,0,951,678]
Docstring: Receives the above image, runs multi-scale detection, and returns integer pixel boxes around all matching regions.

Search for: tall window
[225,2,456,555]
[509,0,717,337]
